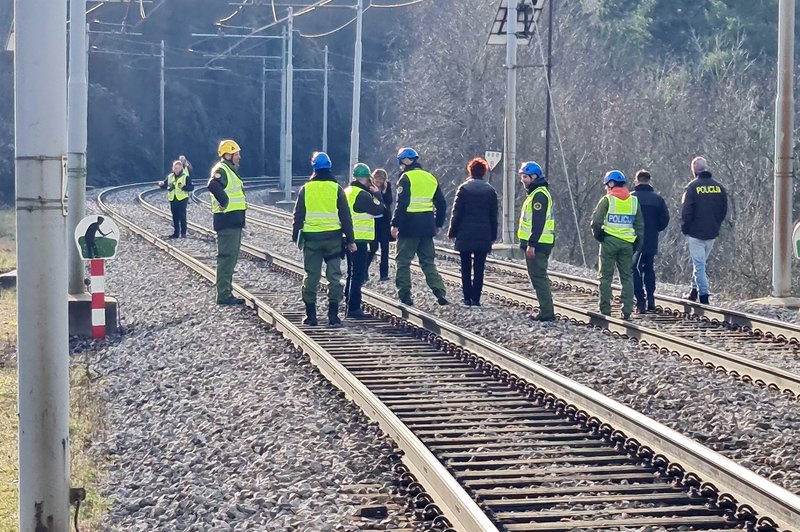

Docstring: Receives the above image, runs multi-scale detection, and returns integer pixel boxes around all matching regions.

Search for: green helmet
[353,163,371,178]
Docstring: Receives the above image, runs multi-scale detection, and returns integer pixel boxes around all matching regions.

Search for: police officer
[345,163,384,319]
[590,170,644,319]
[159,159,193,238]
[390,147,448,306]
[207,139,247,305]
[292,151,355,327]
[517,161,555,321]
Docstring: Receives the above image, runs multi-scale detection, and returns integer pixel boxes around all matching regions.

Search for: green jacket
[590,194,644,248]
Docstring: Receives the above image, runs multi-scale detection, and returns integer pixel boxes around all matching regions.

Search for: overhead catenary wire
[369,0,425,7]
[300,6,373,38]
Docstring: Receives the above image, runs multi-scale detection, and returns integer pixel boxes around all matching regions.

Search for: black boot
[683,288,698,302]
[699,294,710,305]
[328,304,342,327]
[302,303,317,326]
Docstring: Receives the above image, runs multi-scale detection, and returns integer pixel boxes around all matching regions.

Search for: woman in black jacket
[447,158,498,306]
[367,168,393,281]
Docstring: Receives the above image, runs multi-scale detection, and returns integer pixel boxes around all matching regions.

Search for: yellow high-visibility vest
[345,186,375,241]
[209,161,247,214]
[404,169,438,213]
[517,186,555,244]
[603,194,638,243]
[303,181,342,233]
[166,170,189,201]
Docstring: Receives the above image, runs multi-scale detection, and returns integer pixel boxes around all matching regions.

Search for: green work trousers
[525,244,554,320]
[395,236,446,299]
[216,227,242,302]
[598,235,635,316]
[302,237,343,306]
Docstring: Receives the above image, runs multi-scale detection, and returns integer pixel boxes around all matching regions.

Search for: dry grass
[0,209,14,274]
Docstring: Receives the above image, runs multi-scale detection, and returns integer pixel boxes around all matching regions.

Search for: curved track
[94,184,800,530]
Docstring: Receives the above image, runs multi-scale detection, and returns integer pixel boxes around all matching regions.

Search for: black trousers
[459,251,487,304]
[367,234,390,280]
[346,242,370,313]
[632,251,656,309]
[170,198,188,236]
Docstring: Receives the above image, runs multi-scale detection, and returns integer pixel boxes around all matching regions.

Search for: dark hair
[467,157,488,178]
[635,169,651,182]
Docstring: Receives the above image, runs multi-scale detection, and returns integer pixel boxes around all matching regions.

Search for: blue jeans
[686,236,715,296]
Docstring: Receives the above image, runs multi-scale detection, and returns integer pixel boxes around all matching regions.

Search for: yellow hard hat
[218,139,241,157]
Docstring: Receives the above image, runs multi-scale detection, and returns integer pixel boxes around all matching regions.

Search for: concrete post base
[275,199,297,211]
[490,243,524,260]
[748,296,800,311]
[68,293,118,336]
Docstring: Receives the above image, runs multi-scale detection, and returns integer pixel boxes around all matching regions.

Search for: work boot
[699,294,710,305]
[635,306,646,315]
[302,303,317,326]
[346,308,369,320]
[328,305,342,327]
[683,288,698,302]
[167,233,179,239]
[436,296,450,306]
[218,295,246,305]
[399,294,414,306]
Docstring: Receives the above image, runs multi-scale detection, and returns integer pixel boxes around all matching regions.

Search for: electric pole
[323,45,329,153]
[160,39,165,173]
[284,8,294,201]
[502,1,518,244]
[16,0,71,528]
[349,0,364,171]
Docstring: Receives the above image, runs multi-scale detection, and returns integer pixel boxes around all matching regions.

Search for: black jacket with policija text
[681,171,727,240]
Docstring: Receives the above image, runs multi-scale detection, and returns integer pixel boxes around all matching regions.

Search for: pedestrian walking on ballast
[292,151,356,327]
[345,163,384,319]
[448,157,498,306]
[367,168,393,282]
[630,169,669,313]
[207,139,248,305]
[159,159,193,238]
[681,156,727,305]
[390,147,449,306]
[516,161,555,321]
[590,170,644,320]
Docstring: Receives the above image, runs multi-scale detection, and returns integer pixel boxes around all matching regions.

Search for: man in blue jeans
[681,156,728,305]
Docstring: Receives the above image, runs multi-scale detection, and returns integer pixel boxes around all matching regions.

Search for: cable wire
[271,0,278,22]
[217,4,245,24]
[300,6,372,38]
[139,0,147,19]
[532,13,587,267]
[369,0,424,7]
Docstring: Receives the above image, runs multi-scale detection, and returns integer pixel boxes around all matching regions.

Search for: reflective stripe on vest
[303,181,342,233]
[167,170,189,201]
[404,169,438,213]
[517,186,555,244]
[210,162,247,214]
[345,186,375,241]
[604,194,638,243]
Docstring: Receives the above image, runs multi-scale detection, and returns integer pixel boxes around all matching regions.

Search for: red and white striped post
[90,259,106,339]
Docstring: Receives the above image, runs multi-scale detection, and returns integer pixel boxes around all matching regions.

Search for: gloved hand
[593,230,605,243]
[167,185,175,191]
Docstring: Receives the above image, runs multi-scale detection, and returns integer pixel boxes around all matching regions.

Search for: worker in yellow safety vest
[159,159,194,238]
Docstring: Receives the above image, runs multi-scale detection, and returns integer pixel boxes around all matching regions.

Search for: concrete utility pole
[16,0,71,528]
[67,0,88,294]
[543,0,553,178]
[323,45,329,153]
[160,39,165,173]
[284,8,294,201]
[261,56,267,175]
[349,0,364,171]
[280,27,287,183]
[502,1,518,244]
[772,0,796,298]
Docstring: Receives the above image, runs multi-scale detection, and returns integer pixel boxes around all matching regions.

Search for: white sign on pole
[485,151,502,170]
[793,221,800,259]
[75,215,120,260]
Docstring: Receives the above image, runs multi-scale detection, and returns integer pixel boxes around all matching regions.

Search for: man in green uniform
[344,163,384,319]
[590,170,644,319]
[390,147,448,306]
[207,139,247,305]
[292,151,355,327]
[517,161,555,322]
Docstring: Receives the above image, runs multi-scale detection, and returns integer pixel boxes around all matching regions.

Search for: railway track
[96,184,800,530]
[192,192,800,399]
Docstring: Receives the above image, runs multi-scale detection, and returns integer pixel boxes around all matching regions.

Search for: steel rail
[98,183,497,532]
[193,193,800,398]
[125,184,800,529]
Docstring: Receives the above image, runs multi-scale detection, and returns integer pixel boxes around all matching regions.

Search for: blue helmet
[396,147,419,164]
[311,151,331,170]
[518,161,542,177]
[603,170,626,185]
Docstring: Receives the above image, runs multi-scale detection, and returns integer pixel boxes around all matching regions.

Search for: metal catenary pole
[772,0,795,297]
[280,27,287,182]
[502,1,518,244]
[67,1,88,294]
[284,8,294,201]
[323,45,329,153]
[544,0,553,178]
[261,56,267,176]
[16,0,71,528]
[160,39,165,174]
[349,0,364,171]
